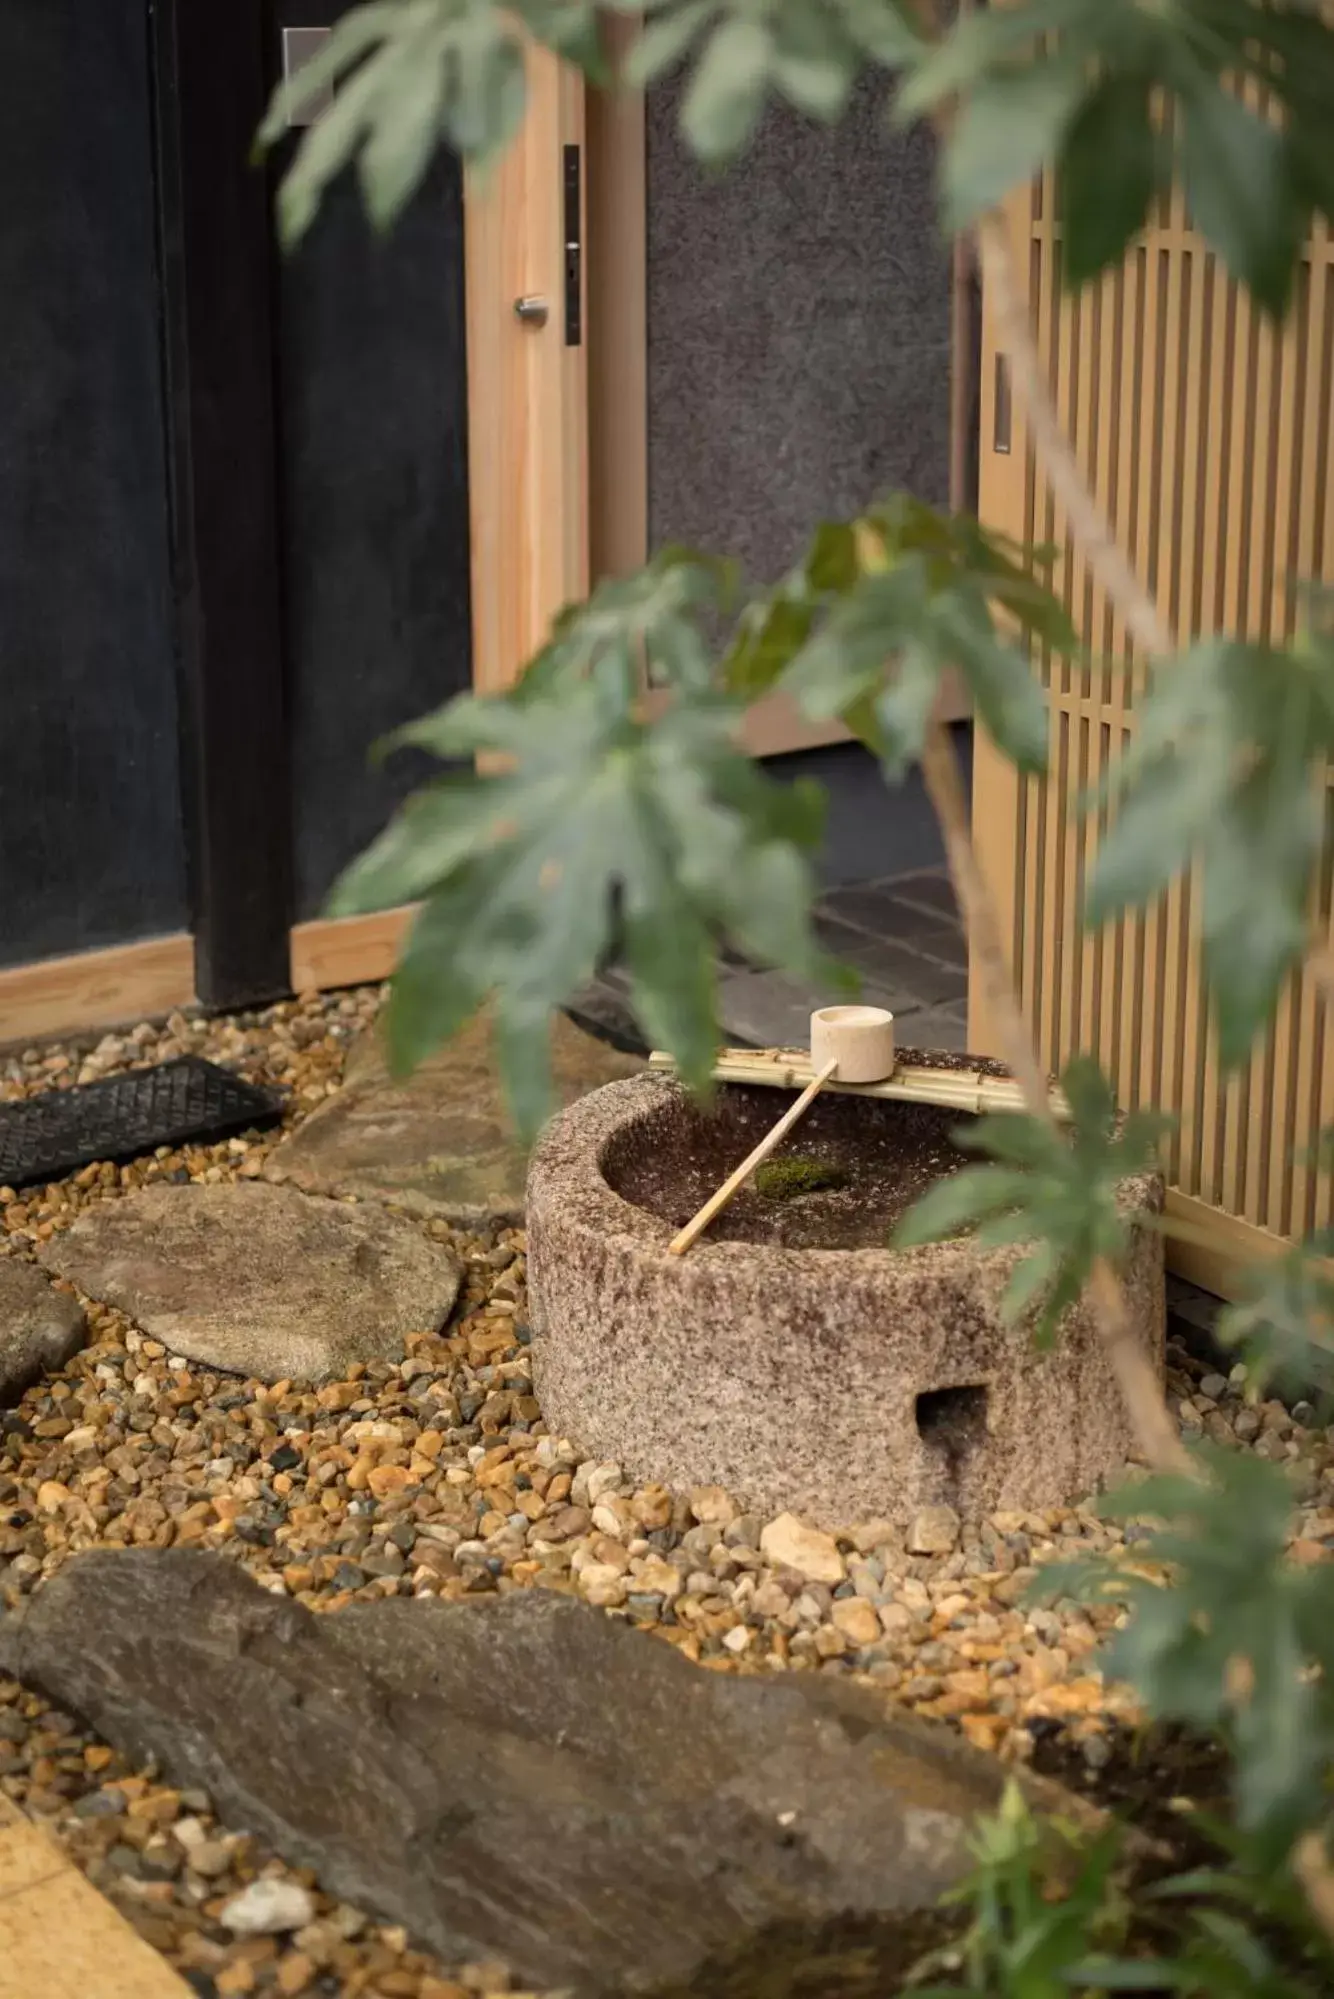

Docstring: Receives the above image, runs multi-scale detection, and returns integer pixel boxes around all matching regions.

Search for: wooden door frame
[585,23,977,754]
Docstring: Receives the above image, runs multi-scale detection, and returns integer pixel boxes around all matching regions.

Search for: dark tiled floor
[570,866,971,1056]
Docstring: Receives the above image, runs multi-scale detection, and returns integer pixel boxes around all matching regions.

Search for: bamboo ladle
[668,1005,897,1256]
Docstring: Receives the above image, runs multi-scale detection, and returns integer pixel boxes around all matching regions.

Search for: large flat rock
[38,1184,459,1384]
[0,1258,85,1405]
[263,1011,641,1225]
[0,1550,1026,1995]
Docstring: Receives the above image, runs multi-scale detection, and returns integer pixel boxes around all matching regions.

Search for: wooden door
[971,173,1334,1297]
[466,45,588,695]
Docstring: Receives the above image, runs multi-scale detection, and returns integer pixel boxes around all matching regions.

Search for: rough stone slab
[0,1258,85,1405]
[38,1184,459,1384]
[527,1074,1165,1525]
[715,968,839,1051]
[0,1549,1039,1996]
[264,1011,641,1226]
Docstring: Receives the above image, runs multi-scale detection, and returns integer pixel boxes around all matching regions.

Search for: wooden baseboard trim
[0,934,196,1050]
[1164,1188,1289,1303]
[0,1796,191,1997]
[289,906,416,994]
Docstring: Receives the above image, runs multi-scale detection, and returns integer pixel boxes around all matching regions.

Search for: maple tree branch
[918,720,1189,1475]
[1293,1831,1334,1948]
[899,0,1332,1942]
[972,214,1171,661]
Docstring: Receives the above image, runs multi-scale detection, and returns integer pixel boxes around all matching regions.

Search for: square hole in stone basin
[915,1384,989,1454]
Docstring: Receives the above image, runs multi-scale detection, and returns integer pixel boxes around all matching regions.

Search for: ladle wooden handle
[667,1058,839,1258]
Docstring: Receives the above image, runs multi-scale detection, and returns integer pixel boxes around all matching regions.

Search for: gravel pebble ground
[2,991,1332,1997]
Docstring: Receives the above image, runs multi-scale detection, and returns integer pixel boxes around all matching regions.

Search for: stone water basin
[526,1067,1165,1528]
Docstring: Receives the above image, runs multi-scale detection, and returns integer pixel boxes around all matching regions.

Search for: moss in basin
[753,1156,850,1201]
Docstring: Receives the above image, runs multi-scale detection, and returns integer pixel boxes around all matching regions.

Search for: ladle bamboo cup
[668,1006,896,1256]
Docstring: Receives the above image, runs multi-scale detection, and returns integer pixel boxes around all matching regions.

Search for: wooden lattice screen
[971,167,1334,1297]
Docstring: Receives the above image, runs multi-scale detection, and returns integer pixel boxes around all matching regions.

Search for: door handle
[514,295,550,327]
[994,353,1013,454]
[563,144,582,346]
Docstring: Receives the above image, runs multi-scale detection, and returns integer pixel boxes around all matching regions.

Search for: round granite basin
[525,1071,1166,1528]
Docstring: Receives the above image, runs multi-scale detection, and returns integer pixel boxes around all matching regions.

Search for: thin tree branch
[898,0,1333,1942]
[972,214,1171,661]
[1293,1832,1334,1943]
[919,718,1190,1475]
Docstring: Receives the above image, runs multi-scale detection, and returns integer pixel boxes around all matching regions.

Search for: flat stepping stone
[0,1549,1070,1997]
[39,1184,459,1384]
[264,1010,640,1225]
[0,1259,85,1406]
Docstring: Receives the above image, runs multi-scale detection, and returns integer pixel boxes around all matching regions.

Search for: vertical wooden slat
[1287,277,1326,1227]
[970,188,1032,1057]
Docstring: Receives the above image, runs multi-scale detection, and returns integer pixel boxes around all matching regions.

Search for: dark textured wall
[646,72,952,584]
[0,0,185,969]
[276,115,473,920]
[771,731,971,886]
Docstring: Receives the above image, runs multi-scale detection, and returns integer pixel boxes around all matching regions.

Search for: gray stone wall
[646,72,953,585]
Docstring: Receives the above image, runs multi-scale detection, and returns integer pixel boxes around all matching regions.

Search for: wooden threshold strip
[289,905,417,995]
[0,934,196,1050]
[0,1796,190,1998]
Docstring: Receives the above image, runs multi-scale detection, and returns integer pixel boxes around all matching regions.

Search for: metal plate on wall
[281,26,333,126]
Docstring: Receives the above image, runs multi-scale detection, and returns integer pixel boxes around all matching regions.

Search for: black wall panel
[274,21,473,920]
[0,0,185,970]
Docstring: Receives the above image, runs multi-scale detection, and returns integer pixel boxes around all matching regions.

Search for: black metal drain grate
[0,1057,286,1190]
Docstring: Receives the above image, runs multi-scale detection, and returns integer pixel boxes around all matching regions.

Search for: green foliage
[1039,1447,1334,1862]
[656,0,918,163]
[1084,634,1334,1069]
[1141,1834,1334,1998]
[753,1155,848,1199]
[258,0,541,243]
[898,0,1334,314]
[911,1781,1133,1999]
[914,1784,1334,1997]
[723,498,1074,781]
[1058,73,1160,293]
[258,0,925,242]
[261,0,1334,327]
[249,0,1334,1985]
[329,553,836,1135]
[1216,1232,1334,1401]
[894,1058,1168,1346]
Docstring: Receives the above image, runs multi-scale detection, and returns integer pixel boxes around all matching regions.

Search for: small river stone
[758,1513,844,1584]
[908,1506,961,1556]
[830,1598,881,1647]
[220,1878,317,1935]
[0,1260,86,1405]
